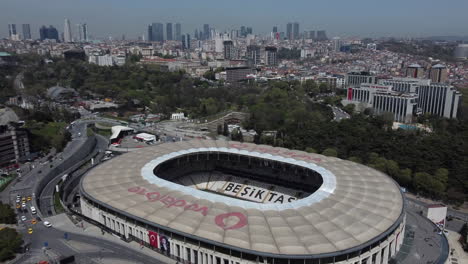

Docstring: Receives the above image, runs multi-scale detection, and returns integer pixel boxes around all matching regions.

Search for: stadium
[79,140,405,264]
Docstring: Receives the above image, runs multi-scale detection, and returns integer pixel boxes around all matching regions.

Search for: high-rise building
[309,31,316,40]
[265,46,278,66]
[147,24,153,41]
[246,27,253,35]
[246,45,261,66]
[223,40,235,60]
[316,30,328,41]
[203,24,210,40]
[181,35,186,49]
[39,25,59,41]
[194,29,199,40]
[166,23,173,41]
[82,24,88,41]
[0,124,30,168]
[286,23,293,40]
[175,23,181,41]
[293,22,299,40]
[77,24,83,41]
[22,24,31,40]
[332,37,342,52]
[152,23,164,42]
[186,34,191,49]
[64,19,72,42]
[8,24,17,37]
[240,26,246,37]
[406,64,424,78]
[273,26,278,33]
[429,64,448,83]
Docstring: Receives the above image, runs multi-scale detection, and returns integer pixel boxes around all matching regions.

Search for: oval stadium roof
[81,140,404,257]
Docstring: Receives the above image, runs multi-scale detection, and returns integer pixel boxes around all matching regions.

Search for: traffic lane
[28,225,165,264]
[406,197,468,221]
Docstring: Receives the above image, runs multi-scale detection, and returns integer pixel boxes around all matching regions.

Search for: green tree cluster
[0,202,16,224]
[0,228,23,261]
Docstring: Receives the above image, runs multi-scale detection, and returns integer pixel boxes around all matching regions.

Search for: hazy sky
[2,0,468,39]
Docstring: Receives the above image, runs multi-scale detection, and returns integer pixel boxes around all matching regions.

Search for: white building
[171,112,185,120]
[344,84,418,123]
[417,84,460,119]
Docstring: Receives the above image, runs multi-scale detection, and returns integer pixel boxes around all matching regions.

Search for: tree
[322,148,338,157]
[305,147,317,153]
[343,104,355,115]
[348,156,362,164]
[223,123,229,137]
[0,228,23,261]
[413,172,445,196]
[0,202,16,224]
[434,168,449,186]
[397,168,413,187]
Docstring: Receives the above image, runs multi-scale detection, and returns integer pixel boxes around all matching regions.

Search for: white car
[16,198,20,203]
[30,206,36,214]
[43,221,52,228]
[21,202,26,208]
[21,215,27,221]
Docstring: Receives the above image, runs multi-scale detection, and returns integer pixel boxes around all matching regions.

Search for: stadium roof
[81,140,404,257]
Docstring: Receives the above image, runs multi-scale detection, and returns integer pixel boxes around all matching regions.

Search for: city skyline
[1,0,468,40]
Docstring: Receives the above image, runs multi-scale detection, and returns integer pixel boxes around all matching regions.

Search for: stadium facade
[80,140,405,264]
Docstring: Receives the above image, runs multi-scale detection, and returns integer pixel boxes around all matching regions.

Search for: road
[15,217,166,264]
[330,105,350,121]
[406,196,467,233]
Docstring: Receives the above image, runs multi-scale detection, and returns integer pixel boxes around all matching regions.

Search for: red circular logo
[214,212,248,230]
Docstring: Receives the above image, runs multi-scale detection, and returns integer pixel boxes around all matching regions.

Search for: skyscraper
[175,23,181,41]
[148,24,153,41]
[186,34,191,50]
[166,23,173,41]
[64,19,72,42]
[240,26,246,37]
[152,23,164,42]
[316,30,328,41]
[203,24,210,40]
[39,25,59,41]
[309,30,316,40]
[181,35,186,50]
[273,26,278,33]
[246,27,253,35]
[293,22,299,40]
[8,24,17,38]
[77,24,83,41]
[22,24,31,40]
[286,23,293,40]
[194,29,199,40]
[82,24,88,41]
